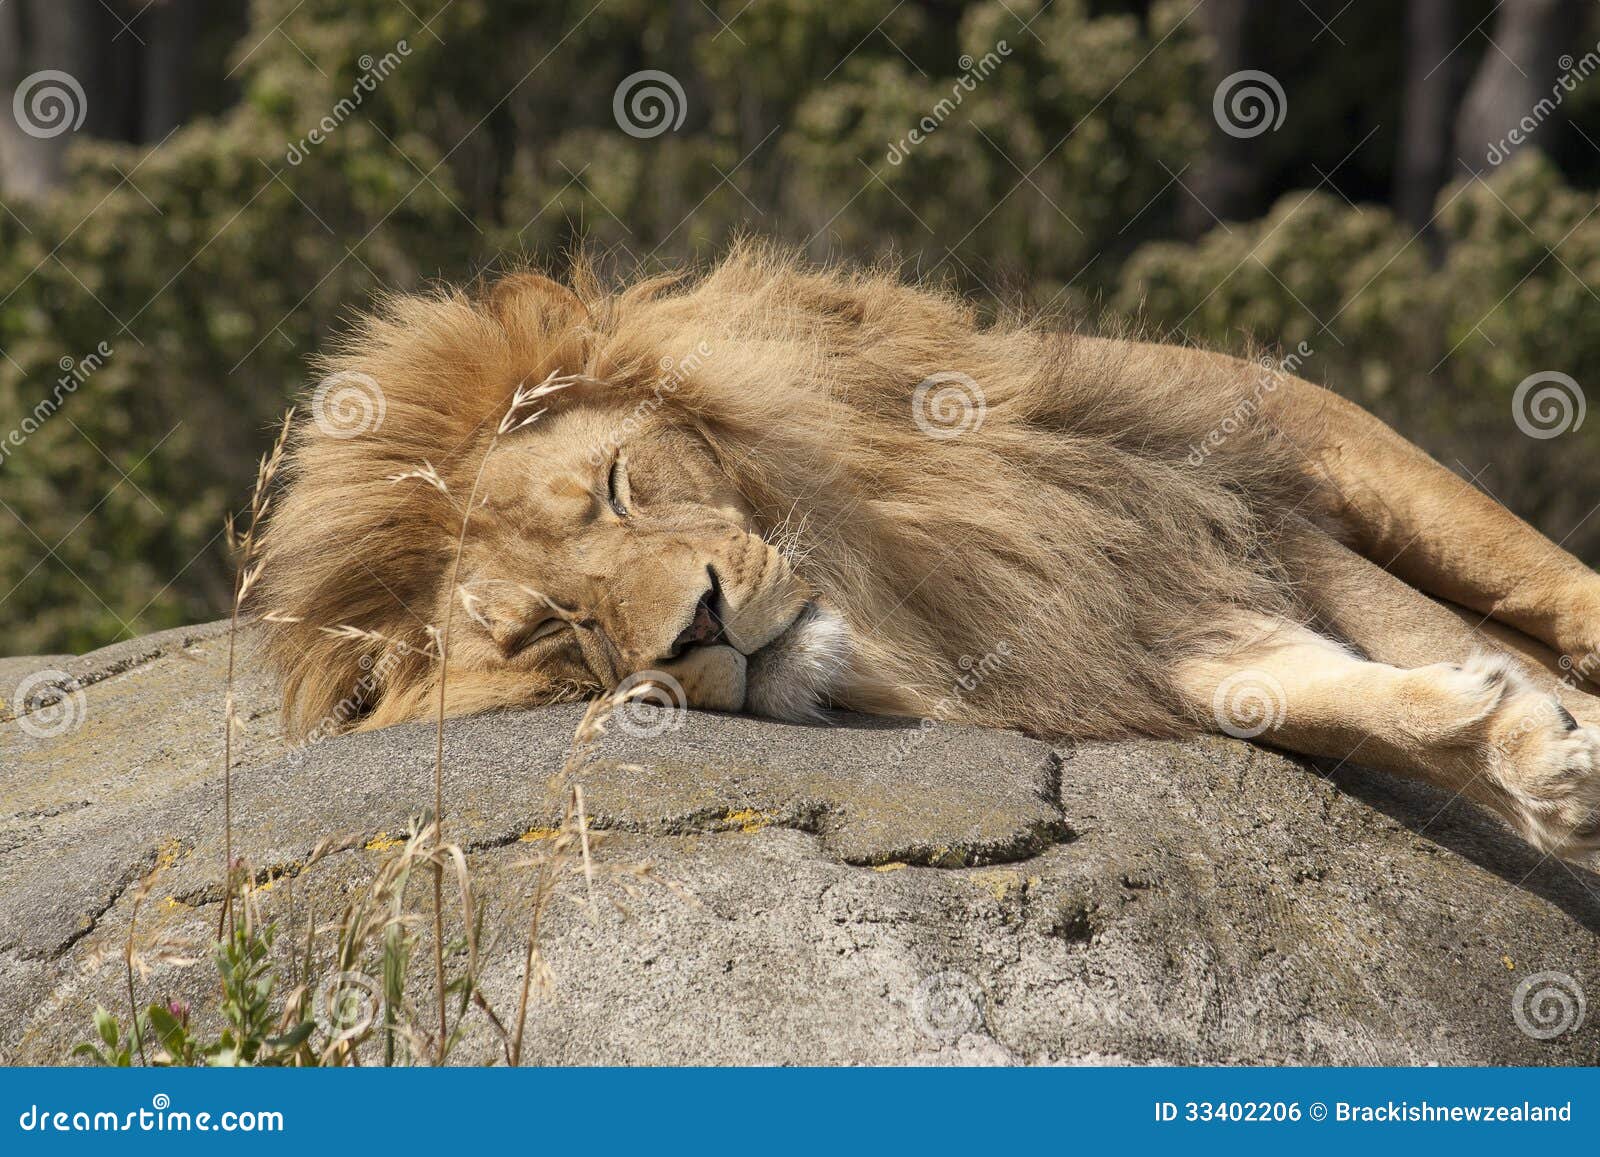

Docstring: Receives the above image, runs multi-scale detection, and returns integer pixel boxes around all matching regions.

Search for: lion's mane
[256,243,1319,740]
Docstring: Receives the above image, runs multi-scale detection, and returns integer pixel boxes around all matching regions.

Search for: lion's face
[445,398,851,721]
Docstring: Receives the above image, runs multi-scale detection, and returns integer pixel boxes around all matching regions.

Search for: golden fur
[256,245,1319,741]
[255,245,1600,860]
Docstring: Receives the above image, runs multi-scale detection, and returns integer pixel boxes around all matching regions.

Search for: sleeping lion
[255,246,1600,862]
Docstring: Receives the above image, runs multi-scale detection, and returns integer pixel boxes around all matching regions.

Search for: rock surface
[2,621,1598,1065]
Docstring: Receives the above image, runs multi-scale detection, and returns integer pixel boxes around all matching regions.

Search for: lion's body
[256,245,1600,861]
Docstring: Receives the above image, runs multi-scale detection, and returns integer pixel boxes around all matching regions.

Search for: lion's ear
[484,272,587,333]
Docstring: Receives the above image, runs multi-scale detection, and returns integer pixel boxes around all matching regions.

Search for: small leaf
[93,1006,119,1049]
[71,1042,109,1065]
[265,1020,315,1049]
[144,1004,183,1050]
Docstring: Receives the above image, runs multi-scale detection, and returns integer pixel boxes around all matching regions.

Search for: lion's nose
[668,567,726,657]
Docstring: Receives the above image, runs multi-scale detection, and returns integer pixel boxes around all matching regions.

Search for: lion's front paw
[1490,697,1600,861]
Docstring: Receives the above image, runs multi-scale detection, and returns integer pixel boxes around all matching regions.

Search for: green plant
[75,883,314,1067]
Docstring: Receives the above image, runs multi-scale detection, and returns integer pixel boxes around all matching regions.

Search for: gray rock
[1,621,1597,1065]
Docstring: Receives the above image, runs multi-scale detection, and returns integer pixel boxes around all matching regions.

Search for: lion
[254,244,1600,862]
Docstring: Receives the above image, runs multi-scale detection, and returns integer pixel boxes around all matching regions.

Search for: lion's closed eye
[490,615,570,658]
[606,452,632,518]
[459,584,574,658]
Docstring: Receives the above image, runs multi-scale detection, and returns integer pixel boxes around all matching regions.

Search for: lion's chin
[742,600,851,722]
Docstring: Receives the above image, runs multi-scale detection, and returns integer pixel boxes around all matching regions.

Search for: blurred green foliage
[2,0,1598,653]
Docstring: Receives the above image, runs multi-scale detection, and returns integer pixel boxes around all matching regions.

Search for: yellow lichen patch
[365,832,403,852]
[723,808,775,834]
[1504,956,1516,971]
[969,868,1024,904]
[518,827,560,842]
[154,839,183,871]
[872,862,907,873]
[163,896,190,911]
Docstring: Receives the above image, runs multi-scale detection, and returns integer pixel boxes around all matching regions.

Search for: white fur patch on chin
[743,602,851,722]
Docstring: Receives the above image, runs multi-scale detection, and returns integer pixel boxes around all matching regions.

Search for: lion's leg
[1109,339,1600,669]
[1279,517,1600,725]
[1173,612,1600,861]
[1250,358,1600,668]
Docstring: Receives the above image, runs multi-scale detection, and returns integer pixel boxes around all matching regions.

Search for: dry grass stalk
[221,408,295,938]
[121,871,157,1065]
[423,371,584,1063]
[574,783,598,922]
[507,684,637,1064]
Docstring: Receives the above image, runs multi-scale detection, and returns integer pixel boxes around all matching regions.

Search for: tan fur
[254,244,1600,861]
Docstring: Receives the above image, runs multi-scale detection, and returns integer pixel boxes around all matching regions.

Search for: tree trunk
[1395,0,1458,237]
[1454,0,1588,175]
[0,0,110,198]
[1187,0,1258,231]
[141,0,198,141]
